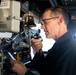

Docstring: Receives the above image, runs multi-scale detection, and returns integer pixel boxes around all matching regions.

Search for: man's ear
[58,16,63,25]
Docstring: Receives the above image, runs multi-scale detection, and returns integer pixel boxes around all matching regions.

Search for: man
[10,6,76,75]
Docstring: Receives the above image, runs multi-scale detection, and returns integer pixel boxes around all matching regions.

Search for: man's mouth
[44,30,48,35]
[44,29,48,33]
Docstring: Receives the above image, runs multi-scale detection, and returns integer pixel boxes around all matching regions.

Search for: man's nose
[41,24,45,29]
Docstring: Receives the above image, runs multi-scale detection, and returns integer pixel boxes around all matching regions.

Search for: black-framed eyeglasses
[41,16,59,25]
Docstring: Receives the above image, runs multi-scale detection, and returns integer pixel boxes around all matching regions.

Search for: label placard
[0,0,10,9]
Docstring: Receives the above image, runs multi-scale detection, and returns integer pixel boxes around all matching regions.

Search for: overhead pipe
[49,0,58,7]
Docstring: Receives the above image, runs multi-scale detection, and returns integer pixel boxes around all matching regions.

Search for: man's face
[41,10,59,39]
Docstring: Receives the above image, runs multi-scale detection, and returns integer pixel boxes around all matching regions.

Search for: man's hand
[31,38,43,53]
[10,59,28,75]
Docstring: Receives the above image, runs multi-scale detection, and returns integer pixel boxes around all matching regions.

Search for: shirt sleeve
[25,70,40,75]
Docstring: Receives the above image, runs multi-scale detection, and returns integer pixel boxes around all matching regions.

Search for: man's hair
[43,6,69,26]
